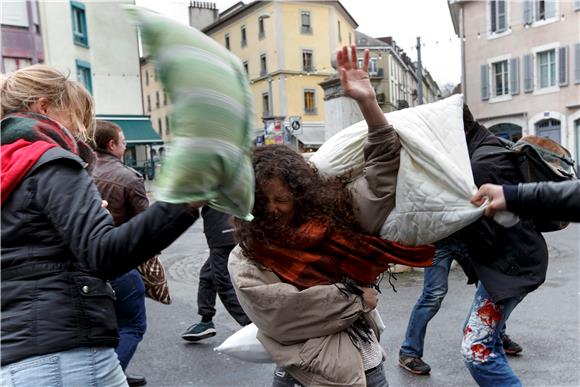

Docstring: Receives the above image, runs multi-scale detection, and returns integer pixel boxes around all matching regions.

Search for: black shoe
[502,334,523,356]
[126,374,147,387]
[399,355,431,375]
[181,321,217,342]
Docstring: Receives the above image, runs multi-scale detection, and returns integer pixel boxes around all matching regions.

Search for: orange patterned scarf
[252,219,434,289]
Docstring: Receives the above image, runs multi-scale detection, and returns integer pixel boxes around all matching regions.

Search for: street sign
[289,116,302,134]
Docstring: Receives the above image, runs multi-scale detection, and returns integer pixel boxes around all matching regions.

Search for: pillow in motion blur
[124,6,254,220]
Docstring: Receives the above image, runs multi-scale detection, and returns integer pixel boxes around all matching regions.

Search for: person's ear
[30,97,50,115]
[107,138,117,152]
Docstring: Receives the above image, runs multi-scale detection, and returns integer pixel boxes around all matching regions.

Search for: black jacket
[1,148,198,366]
[504,180,580,221]
[459,120,548,302]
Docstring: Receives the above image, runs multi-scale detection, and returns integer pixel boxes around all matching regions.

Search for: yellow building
[203,1,357,148]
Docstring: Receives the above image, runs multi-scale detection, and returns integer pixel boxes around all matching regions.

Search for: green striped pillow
[124,6,254,220]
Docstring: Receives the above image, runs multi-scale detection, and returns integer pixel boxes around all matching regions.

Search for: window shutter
[523,0,533,25]
[545,0,556,19]
[510,57,520,95]
[497,0,506,32]
[575,0,580,11]
[559,46,568,87]
[490,1,497,32]
[481,64,490,100]
[575,43,580,84]
[523,54,533,92]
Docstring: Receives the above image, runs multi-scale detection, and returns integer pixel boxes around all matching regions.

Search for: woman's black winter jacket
[1,148,198,366]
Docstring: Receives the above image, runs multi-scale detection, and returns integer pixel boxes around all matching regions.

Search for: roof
[355,31,389,48]
[96,115,164,145]
[203,1,358,34]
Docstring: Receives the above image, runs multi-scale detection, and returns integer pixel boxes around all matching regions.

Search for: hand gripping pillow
[311,95,484,245]
[124,6,254,220]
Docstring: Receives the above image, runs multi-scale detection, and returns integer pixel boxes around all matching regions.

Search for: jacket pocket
[73,275,118,341]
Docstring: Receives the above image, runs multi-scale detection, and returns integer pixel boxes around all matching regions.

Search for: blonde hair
[0,64,95,142]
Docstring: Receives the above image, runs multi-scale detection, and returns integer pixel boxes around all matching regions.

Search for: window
[493,60,509,96]
[260,54,267,76]
[538,49,557,88]
[258,16,265,39]
[145,70,149,86]
[1,1,28,27]
[225,33,230,50]
[241,26,247,47]
[71,1,88,47]
[489,0,507,33]
[338,21,342,42]
[157,118,163,135]
[369,58,378,75]
[525,0,557,24]
[243,61,249,76]
[302,50,313,72]
[536,0,546,20]
[75,60,92,94]
[349,32,352,46]
[301,11,311,33]
[2,57,31,73]
[165,116,170,136]
[262,93,270,117]
[155,91,160,108]
[163,91,167,106]
[535,118,561,143]
[147,95,151,112]
[304,89,316,114]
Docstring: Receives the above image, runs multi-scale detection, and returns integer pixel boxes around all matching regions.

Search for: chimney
[188,1,219,30]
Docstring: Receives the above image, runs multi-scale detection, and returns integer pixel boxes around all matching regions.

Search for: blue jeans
[461,283,524,387]
[0,347,128,387]
[110,269,147,370]
[400,237,469,358]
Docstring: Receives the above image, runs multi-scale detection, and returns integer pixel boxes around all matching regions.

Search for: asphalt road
[130,221,579,387]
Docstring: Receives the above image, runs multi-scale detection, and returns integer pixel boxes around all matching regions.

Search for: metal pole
[416,36,424,105]
[268,75,273,116]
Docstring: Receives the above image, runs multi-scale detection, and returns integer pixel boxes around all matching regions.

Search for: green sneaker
[181,321,216,342]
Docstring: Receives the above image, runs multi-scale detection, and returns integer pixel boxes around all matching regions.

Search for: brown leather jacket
[92,151,149,225]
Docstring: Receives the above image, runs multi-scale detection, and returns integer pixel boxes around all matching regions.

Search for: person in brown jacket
[229,46,434,387]
[92,120,148,387]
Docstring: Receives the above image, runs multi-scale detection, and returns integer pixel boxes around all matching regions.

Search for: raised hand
[337,45,375,104]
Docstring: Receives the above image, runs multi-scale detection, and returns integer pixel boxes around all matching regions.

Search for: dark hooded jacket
[459,108,548,302]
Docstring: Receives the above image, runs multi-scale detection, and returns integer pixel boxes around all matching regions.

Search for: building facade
[202,0,358,148]
[1,0,162,174]
[449,0,580,162]
[1,0,44,72]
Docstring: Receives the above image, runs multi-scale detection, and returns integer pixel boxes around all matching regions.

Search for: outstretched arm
[338,45,401,234]
[337,45,388,128]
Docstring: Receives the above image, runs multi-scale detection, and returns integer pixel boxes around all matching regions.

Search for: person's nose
[266,201,279,216]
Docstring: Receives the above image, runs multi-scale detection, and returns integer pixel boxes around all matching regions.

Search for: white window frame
[303,88,317,114]
[300,10,312,34]
[487,0,511,40]
[532,42,560,95]
[488,54,512,102]
[369,58,379,75]
[531,0,559,28]
[302,49,314,72]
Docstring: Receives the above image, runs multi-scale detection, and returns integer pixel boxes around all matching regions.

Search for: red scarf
[252,219,434,289]
[1,112,94,206]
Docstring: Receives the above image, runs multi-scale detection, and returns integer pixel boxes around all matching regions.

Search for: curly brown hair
[233,144,359,257]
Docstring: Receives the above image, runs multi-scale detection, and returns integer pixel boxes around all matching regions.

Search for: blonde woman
[0,65,202,386]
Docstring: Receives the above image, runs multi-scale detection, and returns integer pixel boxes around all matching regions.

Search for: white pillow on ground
[214,323,273,363]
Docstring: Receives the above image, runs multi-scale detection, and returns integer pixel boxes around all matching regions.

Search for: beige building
[449,0,580,162]
[202,0,358,149]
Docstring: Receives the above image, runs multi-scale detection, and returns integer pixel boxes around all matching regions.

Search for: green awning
[96,115,164,145]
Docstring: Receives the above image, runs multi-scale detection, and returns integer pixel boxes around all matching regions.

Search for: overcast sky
[136,0,461,87]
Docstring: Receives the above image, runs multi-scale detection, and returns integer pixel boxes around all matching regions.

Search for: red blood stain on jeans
[475,299,502,327]
[471,343,492,362]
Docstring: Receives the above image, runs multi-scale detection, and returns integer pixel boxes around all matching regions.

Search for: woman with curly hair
[229,46,434,387]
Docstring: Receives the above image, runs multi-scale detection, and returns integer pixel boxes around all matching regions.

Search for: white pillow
[214,323,273,363]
